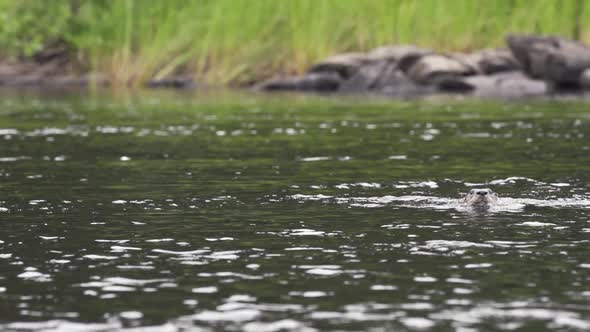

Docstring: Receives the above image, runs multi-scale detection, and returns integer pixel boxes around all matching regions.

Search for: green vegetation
[0,0,586,85]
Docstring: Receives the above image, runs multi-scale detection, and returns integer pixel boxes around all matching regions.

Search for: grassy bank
[0,0,587,85]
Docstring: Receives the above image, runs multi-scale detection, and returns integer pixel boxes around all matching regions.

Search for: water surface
[0,91,589,331]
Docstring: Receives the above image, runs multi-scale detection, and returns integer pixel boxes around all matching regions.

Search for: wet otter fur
[462,188,498,206]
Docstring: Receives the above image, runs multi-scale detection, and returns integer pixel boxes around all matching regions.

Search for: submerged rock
[255,72,341,92]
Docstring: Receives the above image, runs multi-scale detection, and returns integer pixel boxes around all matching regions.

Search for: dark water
[1,91,590,331]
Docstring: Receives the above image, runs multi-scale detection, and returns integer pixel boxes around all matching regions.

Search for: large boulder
[339,62,430,96]
[402,54,475,84]
[255,72,341,92]
[307,53,370,79]
[338,61,391,92]
[454,49,519,75]
[368,45,431,63]
[507,34,590,88]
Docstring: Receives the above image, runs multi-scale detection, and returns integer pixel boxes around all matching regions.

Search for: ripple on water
[297,265,343,276]
[17,269,51,282]
[288,190,590,213]
[242,319,313,332]
[431,303,590,330]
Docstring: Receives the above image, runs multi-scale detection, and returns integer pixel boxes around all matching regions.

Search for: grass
[0,0,588,86]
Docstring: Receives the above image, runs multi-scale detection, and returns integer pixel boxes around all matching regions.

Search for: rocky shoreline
[3,34,590,98]
[256,34,590,98]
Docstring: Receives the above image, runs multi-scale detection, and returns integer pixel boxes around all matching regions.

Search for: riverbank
[0,1,587,88]
[5,34,590,100]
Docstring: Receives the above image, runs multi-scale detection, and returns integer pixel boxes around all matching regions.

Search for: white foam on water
[488,177,546,186]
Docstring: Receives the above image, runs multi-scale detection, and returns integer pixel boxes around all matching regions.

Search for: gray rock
[338,61,391,92]
[454,49,519,75]
[579,68,590,88]
[255,72,341,92]
[371,65,409,91]
[437,71,547,97]
[403,54,474,84]
[307,53,370,79]
[507,34,590,87]
[379,76,436,97]
[494,72,547,96]
[338,61,436,96]
[368,45,431,63]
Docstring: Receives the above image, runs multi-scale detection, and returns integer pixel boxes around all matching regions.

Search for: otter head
[462,188,498,206]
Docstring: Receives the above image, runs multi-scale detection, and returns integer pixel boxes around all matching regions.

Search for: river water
[0,91,589,331]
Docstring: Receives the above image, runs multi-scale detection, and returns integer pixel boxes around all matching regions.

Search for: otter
[462,188,498,206]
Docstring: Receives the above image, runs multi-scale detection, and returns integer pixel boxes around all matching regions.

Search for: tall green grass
[0,0,587,85]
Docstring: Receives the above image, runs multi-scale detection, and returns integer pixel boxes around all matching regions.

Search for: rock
[403,54,475,84]
[146,77,194,89]
[579,68,590,88]
[435,77,476,92]
[339,60,435,96]
[307,53,370,79]
[507,34,590,87]
[371,65,408,90]
[379,76,436,97]
[339,46,432,93]
[368,45,431,63]
[436,71,547,97]
[338,61,391,92]
[493,72,547,96]
[255,72,341,92]
[454,49,519,75]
